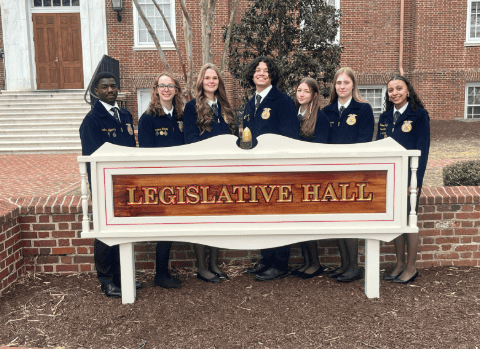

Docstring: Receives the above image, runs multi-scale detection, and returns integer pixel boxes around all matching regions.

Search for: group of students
[80,56,430,298]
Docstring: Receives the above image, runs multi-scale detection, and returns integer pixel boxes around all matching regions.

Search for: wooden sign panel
[112,170,387,217]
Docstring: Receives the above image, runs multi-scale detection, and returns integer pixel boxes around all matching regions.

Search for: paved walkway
[0,153,477,199]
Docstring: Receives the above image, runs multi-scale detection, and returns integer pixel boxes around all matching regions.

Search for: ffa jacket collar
[387,103,415,124]
[94,99,126,119]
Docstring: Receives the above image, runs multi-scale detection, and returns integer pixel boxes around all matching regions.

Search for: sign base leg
[120,242,136,304]
[364,239,380,298]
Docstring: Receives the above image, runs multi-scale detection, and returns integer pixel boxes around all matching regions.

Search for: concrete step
[0,129,78,136]
[0,146,82,154]
[0,139,80,147]
[0,100,89,107]
[0,123,82,130]
[0,111,87,118]
[0,134,80,142]
[0,116,84,124]
[0,106,90,114]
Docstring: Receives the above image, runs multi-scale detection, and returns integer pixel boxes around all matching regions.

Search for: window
[466,1,480,43]
[302,0,340,42]
[133,0,176,49]
[33,0,79,6]
[359,86,386,122]
[137,88,151,119]
[465,83,480,119]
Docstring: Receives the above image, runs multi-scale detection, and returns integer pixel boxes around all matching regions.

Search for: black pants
[94,239,121,287]
[155,241,173,276]
[260,246,290,271]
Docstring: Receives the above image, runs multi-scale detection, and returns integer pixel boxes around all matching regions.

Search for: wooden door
[33,13,84,90]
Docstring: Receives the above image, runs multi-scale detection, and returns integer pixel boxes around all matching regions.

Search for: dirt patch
[1,265,480,348]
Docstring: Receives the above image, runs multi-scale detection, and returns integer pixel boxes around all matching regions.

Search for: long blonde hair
[194,63,236,135]
[328,67,366,105]
[147,72,185,120]
[295,78,322,139]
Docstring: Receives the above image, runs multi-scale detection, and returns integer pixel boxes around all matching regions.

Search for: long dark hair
[194,63,236,135]
[295,78,322,139]
[384,75,425,112]
[147,72,185,121]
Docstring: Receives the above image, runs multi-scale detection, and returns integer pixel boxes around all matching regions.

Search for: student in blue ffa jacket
[322,67,375,283]
[79,72,137,298]
[377,75,430,284]
[291,77,330,279]
[138,72,185,289]
[183,63,237,283]
[241,56,300,282]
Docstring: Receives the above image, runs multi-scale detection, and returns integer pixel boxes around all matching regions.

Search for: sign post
[78,134,420,304]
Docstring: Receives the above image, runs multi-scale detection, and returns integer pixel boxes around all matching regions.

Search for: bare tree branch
[179,0,194,99]
[200,0,217,64]
[220,0,240,75]
[150,0,188,84]
[132,0,172,74]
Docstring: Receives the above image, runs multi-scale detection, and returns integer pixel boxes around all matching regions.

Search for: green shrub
[443,160,480,186]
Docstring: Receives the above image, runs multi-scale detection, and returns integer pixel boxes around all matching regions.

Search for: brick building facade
[1,0,480,120]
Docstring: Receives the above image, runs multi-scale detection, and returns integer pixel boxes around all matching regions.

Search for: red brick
[72,238,94,246]
[52,214,76,222]
[454,228,478,236]
[52,231,75,238]
[56,265,79,272]
[43,265,54,272]
[34,240,57,247]
[38,215,50,223]
[32,223,55,230]
[453,260,478,267]
[455,245,478,252]
[51,247,75,255]
[456,212,480,220]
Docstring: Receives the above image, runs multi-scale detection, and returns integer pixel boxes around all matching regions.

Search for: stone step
[0,116,84,125]
[0,146,82,154]
[0,106,90,114]
[0,134,80,141]
[0,128,79,135]
[0,139,80,148]
[0,111,87,118]
[0,100,89,107]
[0,122,82,130]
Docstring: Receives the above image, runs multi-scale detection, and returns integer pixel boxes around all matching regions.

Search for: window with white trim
[465,83,480,119]
[467,0,480,43]
[33,0,79,6]
[133,0,176,49]
[327,0,340,43]
[137,88,151,119]
[359,85,386,122]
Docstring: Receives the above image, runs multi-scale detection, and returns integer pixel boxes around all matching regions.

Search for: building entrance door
[33,13,84,90]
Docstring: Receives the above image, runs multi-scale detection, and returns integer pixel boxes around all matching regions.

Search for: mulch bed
[1,265,480,349]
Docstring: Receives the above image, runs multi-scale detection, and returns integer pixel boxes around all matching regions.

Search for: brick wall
[1,187,480,297]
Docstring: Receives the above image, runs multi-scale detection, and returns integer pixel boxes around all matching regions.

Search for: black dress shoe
[301,266,325,279]
[244,261,269,274]
[211,270,229,280]
[383,269,404,281]
[327,268,346,279]
[291,268,306,277]
[336,270,362,283]
[101,283,122,298]
[197,273,222,284]
[255,268,290,281]
[154,274,182,289]
[393,270,419,284]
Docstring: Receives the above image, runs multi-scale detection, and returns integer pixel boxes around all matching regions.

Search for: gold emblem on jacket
[126,123,134,135]
[346,114,357,125]
[261,108,271,120]
[401,120,413,133]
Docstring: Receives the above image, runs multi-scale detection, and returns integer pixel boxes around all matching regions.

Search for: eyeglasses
[157,84,176,90]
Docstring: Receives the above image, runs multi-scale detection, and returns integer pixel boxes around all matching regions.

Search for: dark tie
[339,106,344,115]
[212,103,219,118]
[394,111,401,123]
[165,113,172,119]
[255,94,262,114]
[111,107,121,123]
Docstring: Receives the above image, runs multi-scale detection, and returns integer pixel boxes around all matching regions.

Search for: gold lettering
[277,185,293,203]
[339,183,356,201]
[356,183,373,201]
[159,186,176,205]
[126,187,143,205]
[186,186,200,204]
[217,186,234,203]
[259,185,278,203]
[233,186,249,203]
[249,185,259,203]
[302,184,320,202]
[176,186,186,204]
[200,186,216,204]
[321,183,339,202]
[142,187,158,205]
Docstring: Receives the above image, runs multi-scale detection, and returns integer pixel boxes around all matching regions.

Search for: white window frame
[465,83,480,119]
[133,0,176,51]
[358,85,386,122]
[466,0,480,45]
[31,0,80,12]
[137,88,151,119]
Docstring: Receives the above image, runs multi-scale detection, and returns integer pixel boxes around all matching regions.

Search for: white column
[364,239,380,298]
[119,243,136,304]
[80,0,108,88]
[0,0,34,90]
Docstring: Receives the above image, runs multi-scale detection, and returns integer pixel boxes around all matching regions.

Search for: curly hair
[146,72,185,121]
[295,78,322,139]
[194,63,236,135]
[243,56,281,87]
[384,75,426,112]
[327,67,366,105]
